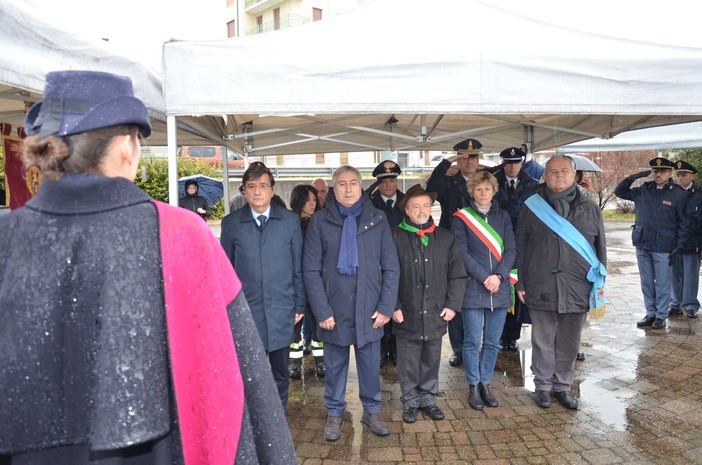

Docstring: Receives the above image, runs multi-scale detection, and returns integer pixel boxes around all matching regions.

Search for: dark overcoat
[220,203,306,351]
[370,189,405,228]
[452,200,516,309]
[515,184,607,313]
[614,177,689,253]
[391,221,467,341]
[493,168,538,232]
[303,195,400,348]
[680,181,702,253]
[426,158,471,230]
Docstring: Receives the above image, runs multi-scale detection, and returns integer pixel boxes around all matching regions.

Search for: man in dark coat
[670,161,702,319]
[493,147,538,352]
[391,184,467,423]
[426,138,482,368]
[368,159,405,366]
[615,157,689,330]
[220,162,306,411]
[304,165,400,442]
[515,155,607,410]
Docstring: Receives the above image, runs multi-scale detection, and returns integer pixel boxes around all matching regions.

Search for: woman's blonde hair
[467,170,498,194]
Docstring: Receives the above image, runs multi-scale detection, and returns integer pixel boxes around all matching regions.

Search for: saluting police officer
[369,160,405,366]
[670,161,702,319]
[493,147,538,351]
[615,157,690,330]
[426,138,482,367]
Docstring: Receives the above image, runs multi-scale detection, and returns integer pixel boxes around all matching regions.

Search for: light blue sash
[524,194,607,314]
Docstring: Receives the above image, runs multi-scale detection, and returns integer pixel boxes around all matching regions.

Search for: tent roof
[556,122,702,153]
[0,0,223,147]
[163,0,702,156]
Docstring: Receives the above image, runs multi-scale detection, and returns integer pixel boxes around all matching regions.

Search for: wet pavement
[284,221,702,464]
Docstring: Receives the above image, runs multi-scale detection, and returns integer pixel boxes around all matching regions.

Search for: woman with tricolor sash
[452,171,516,411]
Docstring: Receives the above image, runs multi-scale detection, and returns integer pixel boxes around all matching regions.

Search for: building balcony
[245,13,310,35]
[244,0,285,15]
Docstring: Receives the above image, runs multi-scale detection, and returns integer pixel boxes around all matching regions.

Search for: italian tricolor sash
[454,207,518,287]
[454,207,505,261]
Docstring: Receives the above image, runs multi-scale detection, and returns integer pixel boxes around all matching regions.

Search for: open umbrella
[541,154,602,172]
[178,174,224,205]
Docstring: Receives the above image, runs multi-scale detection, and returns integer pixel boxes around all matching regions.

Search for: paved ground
[283,221,702,464]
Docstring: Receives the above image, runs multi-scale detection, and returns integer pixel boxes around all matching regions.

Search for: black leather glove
[668,248,681,266]
[629,169,651,180]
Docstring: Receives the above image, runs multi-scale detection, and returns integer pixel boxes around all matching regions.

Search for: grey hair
[545,154,576,172]
[332,165,362,185]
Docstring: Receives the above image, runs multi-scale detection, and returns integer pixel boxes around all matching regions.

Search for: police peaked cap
[674,160,697,174]
[649,157,675,169]
[372,160,402,178]
[452,138,483,154]
[499,147,526,164]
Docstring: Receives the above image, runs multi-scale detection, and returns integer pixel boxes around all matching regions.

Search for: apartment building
[225,0,369,38]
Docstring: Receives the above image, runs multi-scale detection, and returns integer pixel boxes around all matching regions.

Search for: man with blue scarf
[515,155,607,410]
[304,165,400,442]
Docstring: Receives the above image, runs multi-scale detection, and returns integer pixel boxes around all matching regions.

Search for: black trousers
[267,346,290,410]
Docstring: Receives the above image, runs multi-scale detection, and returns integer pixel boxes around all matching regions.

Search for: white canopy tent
[162,0,702,204]
[0,0,224,147]
[556,122,702,153]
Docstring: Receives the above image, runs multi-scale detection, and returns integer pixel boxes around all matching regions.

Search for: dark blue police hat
[372,160,401,178]
[499,147,526,164]
[674,160,697,174]
[24,70,151,140]
[649,157,675,170]
[452,138,482,154]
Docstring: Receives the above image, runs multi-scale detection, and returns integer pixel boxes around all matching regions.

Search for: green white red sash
[454,207,518,286]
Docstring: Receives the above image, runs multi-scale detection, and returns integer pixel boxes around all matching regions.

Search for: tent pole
[167,116,179,206]
[222,143,230,215]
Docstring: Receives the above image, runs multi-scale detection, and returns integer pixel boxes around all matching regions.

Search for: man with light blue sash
[515,155,607,410]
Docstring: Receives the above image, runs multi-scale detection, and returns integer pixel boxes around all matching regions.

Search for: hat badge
[510,148,515,156]
[383,160,395,173]
[656,159,662,167]
[467,140,474,150]
[677,161,682,169]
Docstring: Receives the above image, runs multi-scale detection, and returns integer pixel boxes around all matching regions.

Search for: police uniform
[615,157,690,328]
[670,161,702,318]
[369,160,405,365]
[493,147,539,350]
[426,138,482,365]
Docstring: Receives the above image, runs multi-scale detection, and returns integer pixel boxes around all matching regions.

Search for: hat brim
[375,173,400,179]
[398,191,438,211]
[26,96,151,139]
[501,158,523,164]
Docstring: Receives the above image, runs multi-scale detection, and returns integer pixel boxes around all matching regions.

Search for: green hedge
[134,158,225,219]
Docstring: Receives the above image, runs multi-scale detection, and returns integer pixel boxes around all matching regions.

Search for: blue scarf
[524,193,607,315]
[336,197,363,275]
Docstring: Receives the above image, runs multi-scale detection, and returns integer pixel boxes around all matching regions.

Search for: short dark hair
[289,184,320,215]
[242,162,275,187]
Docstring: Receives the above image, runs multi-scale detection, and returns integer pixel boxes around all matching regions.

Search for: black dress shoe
[636,315,655,327]
[534,390,551,408]
[314,360,325,378]
[553,390,578,410]
[478,382,498,407]
[576,351,585,361]
[402,407,418,423]
[506,340,519,352]
[498,339,505,350]
[420,405,445,420]
[468,384,484,410]
[669,307,683,316]
[651,318,667,330]
[687,309,699,319]
[449,352,462,367]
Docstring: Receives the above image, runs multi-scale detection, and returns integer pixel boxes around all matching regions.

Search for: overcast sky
[23,0,227,68]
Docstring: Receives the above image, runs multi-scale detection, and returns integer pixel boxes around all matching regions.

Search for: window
[313,8,322,21]
[227,20,236,38]
[274,8,280,30]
